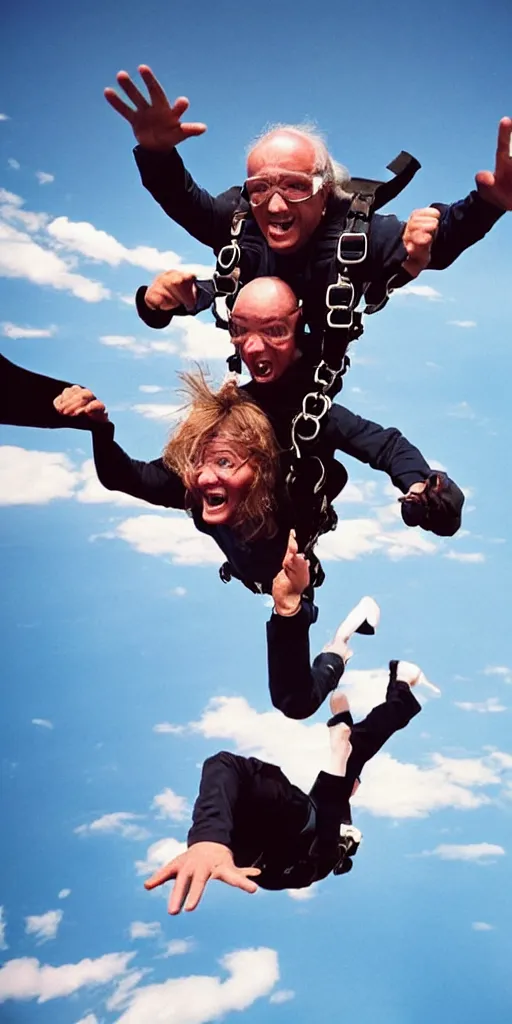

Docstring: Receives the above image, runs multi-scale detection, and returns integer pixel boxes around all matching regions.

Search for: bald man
[106,65,509,339]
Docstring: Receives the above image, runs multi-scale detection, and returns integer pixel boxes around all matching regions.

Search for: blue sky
[1,0,512,1021]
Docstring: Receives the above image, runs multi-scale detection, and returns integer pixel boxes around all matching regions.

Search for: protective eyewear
[244,173,325,208]
[228,309,301,345]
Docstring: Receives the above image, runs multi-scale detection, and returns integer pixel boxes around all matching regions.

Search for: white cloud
[335,480,378,505]
[455,698,506,713]
[151,788,189,822]
[8,159,20,170]
[0,447,79,505]
[112,514,221,566]
[57,889,71,900]
[445,551,485,564]
[112,947,279,1024]
[139,385,165,394]
[448,320,477,328]
[47,216,213,276]
[31,718,54,729]
[162,939,195,957]
[171,316,233,361]
[106,970,149,1011]
[0,114,9,121]
[75,459,151,509]
[484,666,512,685]
[74,1015,99,1024]
[394,284,442,301]
[0,951,134,1004]
[129,921,161,940]
[98,334,150,356]
[75,812,149,841]
[172,586,187,597]
[421,843,505,862]
[153,722,185,735]
[25,910,63,944]
[131,403,181,422]
[317,515,438,562]
[270,989,295,1004]
[0,907,7,950]
[448,401,476,420]
[0,221,109,302]
[286,886,317,902]
[190,693,502,817]
[36,171,54,186]
[472,922,494,931]
[135,837,187,877]
[2,321,56,339]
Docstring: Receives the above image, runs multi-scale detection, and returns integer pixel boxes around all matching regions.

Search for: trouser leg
[266,599,344,720]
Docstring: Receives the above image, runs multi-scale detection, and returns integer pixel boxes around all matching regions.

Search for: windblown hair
[247,122,351,200]
[163,370,280,541]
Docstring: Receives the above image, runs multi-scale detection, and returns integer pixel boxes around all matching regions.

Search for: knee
[270,694,314,721]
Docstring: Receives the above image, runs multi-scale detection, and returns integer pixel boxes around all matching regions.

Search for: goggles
[244,172,325,208]
[228,309,300,346]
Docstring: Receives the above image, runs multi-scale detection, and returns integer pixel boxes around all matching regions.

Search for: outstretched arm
[144,751,261,914]
[54,385,187,508]
[135,274,216,330]
[0,355,92,430]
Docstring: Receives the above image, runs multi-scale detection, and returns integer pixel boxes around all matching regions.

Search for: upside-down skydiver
[142,542,439,910]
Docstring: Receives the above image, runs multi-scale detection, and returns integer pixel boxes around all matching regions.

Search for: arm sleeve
[427,191,505,270]
[0,354,91,431]
[134,145,241,252]
[135,279,216,330]
[187,752,254,848]
[91,422,186,508]
[326,405,431,492]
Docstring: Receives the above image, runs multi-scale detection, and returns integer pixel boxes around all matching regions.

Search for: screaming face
[228,309,300,383]
[192,436,256,526]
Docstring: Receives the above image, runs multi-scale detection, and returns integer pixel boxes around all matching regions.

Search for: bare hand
[144,842,260,915]
[272,530,310,616]
[475,117,512,210]
[145,269,198,311]
[402,207,441,277]
[53,385,108,423]
[104,65,207,151]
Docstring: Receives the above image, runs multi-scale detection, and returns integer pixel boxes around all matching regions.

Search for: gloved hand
[400,472,464,537]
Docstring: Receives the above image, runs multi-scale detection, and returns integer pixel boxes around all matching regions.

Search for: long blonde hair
[163,371,280,540]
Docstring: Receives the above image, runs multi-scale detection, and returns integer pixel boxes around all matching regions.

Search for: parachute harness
[212,153,421,591]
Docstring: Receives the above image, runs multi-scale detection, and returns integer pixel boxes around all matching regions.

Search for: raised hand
[271,530,310,616]
[145,269,198,311]
[475,117,512,210]
[402,207,441,277]
[53,385,108,423]
[104,65,207,152]
[400,473,464,537]
[144,842,260,915]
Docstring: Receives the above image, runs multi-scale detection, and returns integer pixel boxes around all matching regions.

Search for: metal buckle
[302,391,332,421]
[213,270,239,296]
[314,360,340,391]
[292,412,322,445]
[326,278,355,328]
[337,231,368,264]
[216,242,240,275]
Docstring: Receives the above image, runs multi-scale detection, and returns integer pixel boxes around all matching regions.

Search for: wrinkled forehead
[198,432,249,463]
[247,133,317,176]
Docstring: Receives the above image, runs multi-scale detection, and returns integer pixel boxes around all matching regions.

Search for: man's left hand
[272,530,310,616]
[475,117,512,210]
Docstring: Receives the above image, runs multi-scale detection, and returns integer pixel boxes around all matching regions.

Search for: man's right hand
[144,842,260,915]
[145,269,198,311]
[53,386,109,423]
[104,65,207,151]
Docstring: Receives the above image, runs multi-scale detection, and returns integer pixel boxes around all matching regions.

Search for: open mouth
[268,218,294,235]
[203,490,227,510]
[253,358,273,379]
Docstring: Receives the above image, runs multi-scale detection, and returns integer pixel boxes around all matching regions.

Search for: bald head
[232,277,298,320]
[247,129,319,178]
[229,277,301,384]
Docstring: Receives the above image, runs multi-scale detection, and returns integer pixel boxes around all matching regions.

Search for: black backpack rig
[213,152,421,590]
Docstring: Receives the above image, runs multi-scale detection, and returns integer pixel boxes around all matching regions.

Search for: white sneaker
[323,597,380,658]
[396,660,441,695]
